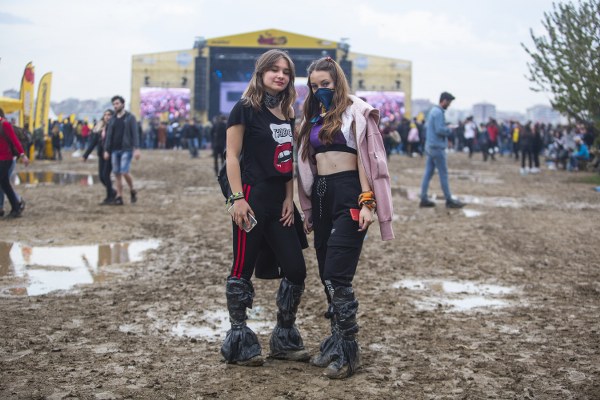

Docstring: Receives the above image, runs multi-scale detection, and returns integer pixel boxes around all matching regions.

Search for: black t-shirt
[111,116,126,151]
[227,100,294,185]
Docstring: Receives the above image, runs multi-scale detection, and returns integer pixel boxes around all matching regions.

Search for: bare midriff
[315,152,358,175]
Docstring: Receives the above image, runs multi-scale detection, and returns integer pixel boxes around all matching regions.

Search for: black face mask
[263,92,282,108]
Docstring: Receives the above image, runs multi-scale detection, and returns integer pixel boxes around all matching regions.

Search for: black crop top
[227,100,294,184]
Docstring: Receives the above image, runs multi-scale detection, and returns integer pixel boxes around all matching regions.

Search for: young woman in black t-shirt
[221,49,309,366]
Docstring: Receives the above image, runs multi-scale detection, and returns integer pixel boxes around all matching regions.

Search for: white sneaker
[530,167,540,174]
[520,168,527,175]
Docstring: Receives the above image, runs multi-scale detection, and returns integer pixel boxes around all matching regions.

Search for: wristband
[227,191,245,206]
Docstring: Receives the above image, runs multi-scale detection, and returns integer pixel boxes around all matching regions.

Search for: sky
[0,0,563,113]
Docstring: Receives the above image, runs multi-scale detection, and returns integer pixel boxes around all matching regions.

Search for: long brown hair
[298,57,353,161]
[242,49,296,120]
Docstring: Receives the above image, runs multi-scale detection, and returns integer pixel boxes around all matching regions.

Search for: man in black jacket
[103,95,140,205]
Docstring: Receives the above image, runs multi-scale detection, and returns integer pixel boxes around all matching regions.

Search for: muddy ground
[1,149,599,400]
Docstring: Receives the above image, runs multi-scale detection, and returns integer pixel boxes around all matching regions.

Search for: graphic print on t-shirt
[270,123,293,173]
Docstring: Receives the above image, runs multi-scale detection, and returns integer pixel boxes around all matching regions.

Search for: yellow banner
[207,29,338,49]
[19,62,35,127]
[34,72,52,135]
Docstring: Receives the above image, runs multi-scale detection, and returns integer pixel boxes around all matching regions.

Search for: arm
[433,109,452,137]
[279,179,294,227]
[226,124,254,229]
[357,147,374,232]
[103,122,112,160]
[82,133,99,160]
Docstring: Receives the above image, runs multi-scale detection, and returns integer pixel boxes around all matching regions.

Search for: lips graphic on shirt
[274,142,293,173]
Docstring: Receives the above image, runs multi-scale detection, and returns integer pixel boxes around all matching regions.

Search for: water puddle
[0,240,160,296]
[14,171,98,186]
[462,209,483,218]
[170,307,273,341]
[393,279,516,312]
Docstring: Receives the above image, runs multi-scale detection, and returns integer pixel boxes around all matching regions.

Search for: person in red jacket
[0,108,29,217]
[485,118,499,161]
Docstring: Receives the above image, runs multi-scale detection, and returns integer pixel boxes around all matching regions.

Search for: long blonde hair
[242,49,296,120]
[298,57,353,161]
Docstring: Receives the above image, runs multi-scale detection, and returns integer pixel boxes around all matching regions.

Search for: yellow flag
[19,62,35,127]
[34,72,52,135]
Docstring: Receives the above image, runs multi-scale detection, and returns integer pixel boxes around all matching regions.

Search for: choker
[263,92,282,108]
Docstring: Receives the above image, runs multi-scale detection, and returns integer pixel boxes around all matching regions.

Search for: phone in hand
[228,204,258,232]
[349,208,360,222]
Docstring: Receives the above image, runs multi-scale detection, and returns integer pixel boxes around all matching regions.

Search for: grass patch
[571,174,600,185]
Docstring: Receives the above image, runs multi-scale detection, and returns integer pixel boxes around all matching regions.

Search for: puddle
[14,171,98,186]
[462,209,483,218]
[171,307,273,341]
[0,240,160,296]
[393,279,516,312]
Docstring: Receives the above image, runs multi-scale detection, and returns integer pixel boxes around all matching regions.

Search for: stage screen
[356,91,406,122]
[140,87,191,121]
[219,82,248,115]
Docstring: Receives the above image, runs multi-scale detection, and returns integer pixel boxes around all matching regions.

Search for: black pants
[98,156,115,199]
[312,171,367,291]
[0,159,19,211]
[521,147,533,168]
[230,178,306,285]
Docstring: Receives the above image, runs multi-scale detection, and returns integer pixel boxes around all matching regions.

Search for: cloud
[0,12,32,25]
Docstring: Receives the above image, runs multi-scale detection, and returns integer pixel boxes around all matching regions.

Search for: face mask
[314,88,334,111]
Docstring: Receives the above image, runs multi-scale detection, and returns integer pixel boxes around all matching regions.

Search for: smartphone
[228,204,257,232]
[349,208,360,222]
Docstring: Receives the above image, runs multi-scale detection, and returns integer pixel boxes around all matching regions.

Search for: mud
[1,150,599,399]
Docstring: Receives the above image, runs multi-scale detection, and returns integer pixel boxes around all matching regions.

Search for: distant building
[496,110,526,123]
[472,102,496,124]
[526,104,564,125]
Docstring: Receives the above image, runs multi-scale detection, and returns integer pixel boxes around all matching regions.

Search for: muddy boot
[310,302,339,367]
[324,286,360,379]
[269,278,310,362]
[221,277,264,366]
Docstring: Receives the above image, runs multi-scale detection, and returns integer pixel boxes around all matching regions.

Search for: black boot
[324,286,360,379]
[310,302,338,367]
[221,277,264,366]
[269,278,309,361]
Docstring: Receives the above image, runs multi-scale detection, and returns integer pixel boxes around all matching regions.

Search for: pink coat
[297,95,395,241]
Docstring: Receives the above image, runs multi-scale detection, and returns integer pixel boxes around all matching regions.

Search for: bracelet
[358,191,376,211]
[227,191,245,206]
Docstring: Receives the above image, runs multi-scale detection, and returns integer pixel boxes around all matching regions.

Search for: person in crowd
[568,136,590,171]
[83,109,116,205]
[222,49,309,367]
[478,123,490,161]
[520,122,534,175]
[51,122,63,161]
[103,95,140,206]
[0,107,29,218]
[81,120,91,150]
[463,116,476,158]
[485,118,499,161]
[531,123,543,173]
[512,122,521,161]
[419,92,465,208]
[157,121,167,149]
[183,118,200,158]
[407,120,421,156]
[211,115,227,176]
[297,56,394,379]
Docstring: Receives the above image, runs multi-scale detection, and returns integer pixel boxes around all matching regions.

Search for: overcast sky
[1,0,562,112]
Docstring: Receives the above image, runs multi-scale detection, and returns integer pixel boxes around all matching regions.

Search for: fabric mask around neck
[314,88,334,111]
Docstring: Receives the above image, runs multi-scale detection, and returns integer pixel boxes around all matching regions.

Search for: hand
[232,199,255,231]
[103,151,110,160]
[134,149,141,160]
[303,210,313,234]
[279,197,294,227]
[21,155,30,167]
[358,205,374,232]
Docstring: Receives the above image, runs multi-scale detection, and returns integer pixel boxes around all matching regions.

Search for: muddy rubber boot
[324,286,360,379]
[269,278,310,362]
[221,277,264,366]
[310,302,338,367]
